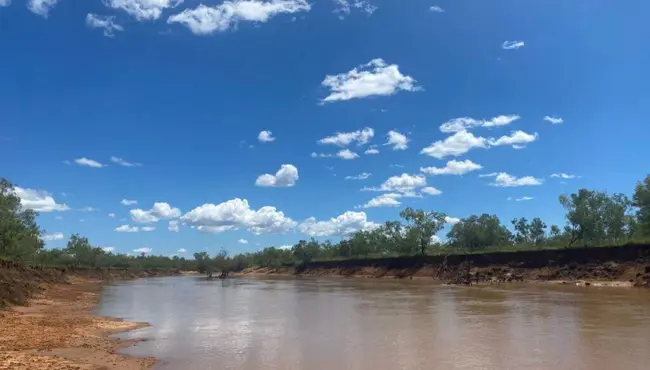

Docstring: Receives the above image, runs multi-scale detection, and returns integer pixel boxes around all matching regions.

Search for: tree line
[1,175,650,272]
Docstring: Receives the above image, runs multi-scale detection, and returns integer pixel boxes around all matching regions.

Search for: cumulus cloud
[385,130,408,150]
[551,173,577,179]
[320,58,420,103]
[108,213,116,218]
[421,159,482,176]
[311,152,333,158]
[167,0,311,35]
[318,127,374,147]
[177,248,187,253]
[258,130,275,142]
[364,148,379,155]
[337,149,359,160]
[115,224,139,232]
[86,14,124,37]
[256,164,299,187]
[133,247,152,254]
[299,211,379,237]
[110,156,141,167]
[42,232,64,241]
[168,220,180,232]
[345,172,371,180]
[102,246,115,253]
[420,186,442,195]
[0,0,10,7]
[73,157,105,168]
[359,193,402,208]
[482,172,543,187]
[333,0,377,18]
[121,199,137,206]
[27,0,58,17]
[180,198,297,235]
[439,115,520,133]
[106,0,183,21]
[445,216,460,225]
[516,196,534,201]
[488,130,538,148]
[238,238,249,244]
[130,202,182,223]
[429,5,444,12]
[141,226,156,232]
[14,187,69,212]
[420,130,489,159]
[544,116,564,124]
[502,40,524,50]
[365,173,427,193]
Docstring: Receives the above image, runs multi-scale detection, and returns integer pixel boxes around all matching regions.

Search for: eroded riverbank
[0,263,182,370]
[243,244,650,287]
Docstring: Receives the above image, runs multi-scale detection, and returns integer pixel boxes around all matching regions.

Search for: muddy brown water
[97,276,650,370]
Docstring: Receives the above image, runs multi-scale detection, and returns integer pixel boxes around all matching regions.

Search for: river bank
[0,263,181,370]
[243,244,650,287]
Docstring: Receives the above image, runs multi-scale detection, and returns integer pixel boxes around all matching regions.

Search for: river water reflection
[97,276,650,370]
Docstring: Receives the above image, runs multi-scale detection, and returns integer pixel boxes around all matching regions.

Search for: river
[96,276,650,370]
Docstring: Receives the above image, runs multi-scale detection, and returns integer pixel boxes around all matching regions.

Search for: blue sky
[2,0,648,256]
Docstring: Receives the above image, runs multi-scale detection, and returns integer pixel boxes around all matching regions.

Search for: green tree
[633,175,650,236]
[0,179,44,260]
[447,214,511,252]
[399,207,446,256]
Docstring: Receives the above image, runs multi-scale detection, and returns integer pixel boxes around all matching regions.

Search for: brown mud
[0,261,180,369]
[243,244,650,287]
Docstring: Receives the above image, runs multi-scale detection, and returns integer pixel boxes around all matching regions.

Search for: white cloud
[108,213,116,218]
[337,149,359,160]
[429,5,444,12]
[121,199,137,206]
[14,187,69,212]
[318,127,374,147]
[299,211,379,237]
[0,1,10,7]
[180,198,297,235]
[277,245,292,250]
[131,202,182,223]
[543,116,564,124]
[516,196,534,202]
[488,130,538,148]
[385,130,408,150]
[551,173,577,179]
[445,216,460,225]
[482,172,543,187]
[141,226,156,232]
[167,0,311,35]
[102,246,115,253]
[421,186,442,195]
[106,0,183,21]
[333,0,377,17]
[311,152,333,158]
[110,156,141,167]
[257,130,276,142]
[321,58,420,103]
[345,172,371,180]
[133,247,152,254]
[80,206,98,212]
[177,248,187,253]
[502,40,525,50]
[439,115,520,133]
[238,238,249,244]
[255,164,299,187]
[360,193,402,208]
[42,232,64,241]
[365,173,427,193]
[86,14,124,37]
[420,130,489,159]
[74,157,105,168]
[27,0,58,17]
[421,159,482,176]
[168,220,180,232]
[115,224,139,232]
[364,148,379,155]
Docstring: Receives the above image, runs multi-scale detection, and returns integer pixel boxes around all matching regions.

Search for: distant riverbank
[243,244,650,287]
[0,262,181,369]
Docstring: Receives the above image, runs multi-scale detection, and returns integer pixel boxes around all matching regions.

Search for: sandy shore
[0,276,156,370]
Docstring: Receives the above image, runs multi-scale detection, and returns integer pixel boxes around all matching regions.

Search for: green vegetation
[2,175,650,275]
